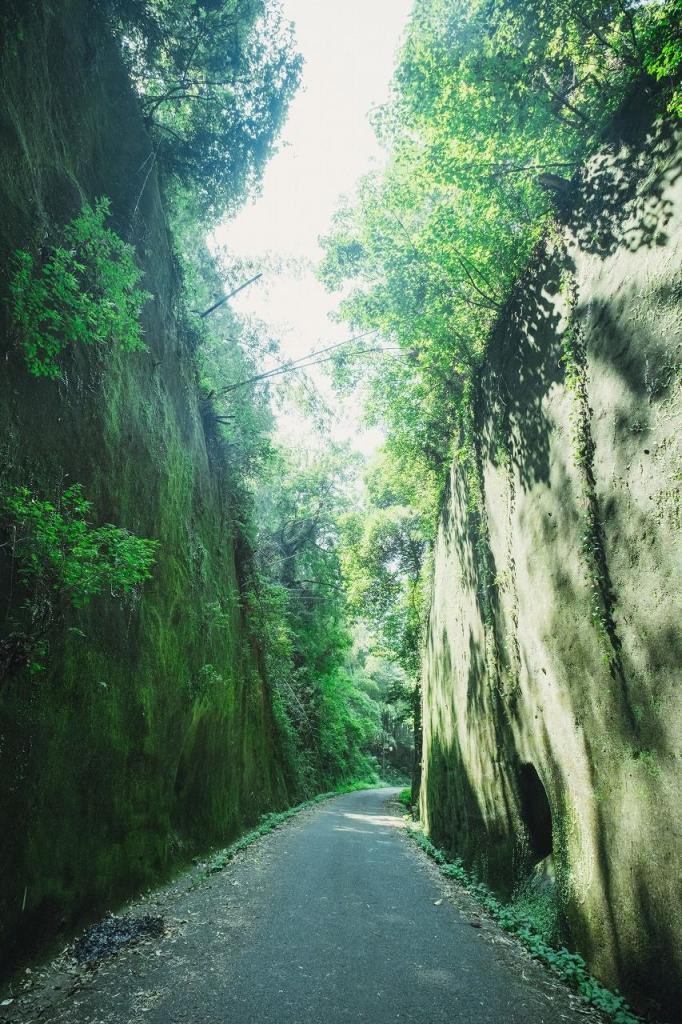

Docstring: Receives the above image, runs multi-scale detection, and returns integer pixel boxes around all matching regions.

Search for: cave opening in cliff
[518,763,553,863]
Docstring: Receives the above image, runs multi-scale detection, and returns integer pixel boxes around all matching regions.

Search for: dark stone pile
[73,914,165,964]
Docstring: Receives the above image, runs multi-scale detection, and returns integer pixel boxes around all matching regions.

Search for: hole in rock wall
[518,763,553,863]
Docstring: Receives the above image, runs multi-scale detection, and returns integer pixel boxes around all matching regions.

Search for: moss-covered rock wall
[0,1,289,971]
[420,102,681,1019]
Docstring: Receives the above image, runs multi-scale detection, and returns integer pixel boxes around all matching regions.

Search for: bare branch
[197,272,263,318]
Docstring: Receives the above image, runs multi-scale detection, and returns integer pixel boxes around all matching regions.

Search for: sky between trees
[213,0,413,456]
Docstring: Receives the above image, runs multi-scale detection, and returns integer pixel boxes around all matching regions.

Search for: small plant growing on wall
[7,197,151,378]
[0,482,158,681]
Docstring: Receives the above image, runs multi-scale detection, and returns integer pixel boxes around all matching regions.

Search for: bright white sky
[212,0,413,454]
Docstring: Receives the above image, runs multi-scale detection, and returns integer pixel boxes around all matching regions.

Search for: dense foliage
[103,0,302,221]
[314,0,682,797]
[641,0,682,116]
[320,0,682,486]
[0,482,157,680]
[248,444,367,789]
[8,198,150,377]
[2,483,157,606]
[245,442,413,791]
[338,449,436,788]
[169,220,410,792]
[342,449,436,680]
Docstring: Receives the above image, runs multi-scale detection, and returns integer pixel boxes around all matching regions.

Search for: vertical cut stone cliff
[420,102,681,1019]
[0,1,288,970]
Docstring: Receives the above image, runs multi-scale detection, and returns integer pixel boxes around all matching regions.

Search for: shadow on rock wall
[479,251,565,491]
[569,113,682,259]
[422,98,682,1020]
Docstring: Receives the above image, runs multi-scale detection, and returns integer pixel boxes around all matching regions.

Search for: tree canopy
[320,0,682,488]
[104,0,302,220]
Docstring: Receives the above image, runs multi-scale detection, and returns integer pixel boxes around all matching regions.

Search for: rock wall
[0,2,289,971]
[420,100,682,1019]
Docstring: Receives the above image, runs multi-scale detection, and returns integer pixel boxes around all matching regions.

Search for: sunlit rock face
[420,103,682,1020]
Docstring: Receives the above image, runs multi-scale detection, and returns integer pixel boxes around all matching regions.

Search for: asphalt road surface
[5,788,600,1024]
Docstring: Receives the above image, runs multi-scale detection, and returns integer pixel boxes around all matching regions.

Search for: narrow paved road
[7,789,599,1024]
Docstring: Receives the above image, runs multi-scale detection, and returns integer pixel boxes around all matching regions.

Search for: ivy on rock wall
[319,0,681,806]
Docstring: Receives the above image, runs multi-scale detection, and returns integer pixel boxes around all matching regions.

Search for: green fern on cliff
[8,197,151,378]
[0,482,158,680]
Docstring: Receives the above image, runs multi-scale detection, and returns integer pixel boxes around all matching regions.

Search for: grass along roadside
[397,787,412,809]
[404,822,644,1024]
